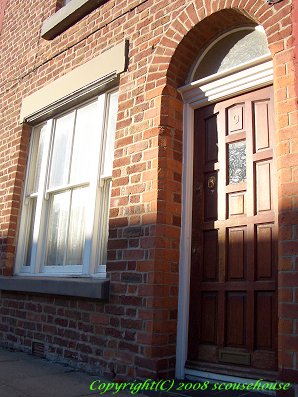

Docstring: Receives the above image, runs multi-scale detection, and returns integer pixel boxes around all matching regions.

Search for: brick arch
[146,0,291,90]
[147,0,293,236]
[148,0,293,267]
[165,11,256,88]
[148,3,285,234]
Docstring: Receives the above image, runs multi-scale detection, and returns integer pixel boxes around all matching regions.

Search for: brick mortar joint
[0,0,149,96]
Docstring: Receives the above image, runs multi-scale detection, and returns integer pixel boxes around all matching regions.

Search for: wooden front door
[188,86,277,373]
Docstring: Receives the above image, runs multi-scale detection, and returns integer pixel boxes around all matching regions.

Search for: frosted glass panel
[66,188,86,265]
[228,141,247,184]
[45,191,70,266]
[70,101,98,184]
[193,28,270,81]
[102,92,118,177]
[49,112,75,188]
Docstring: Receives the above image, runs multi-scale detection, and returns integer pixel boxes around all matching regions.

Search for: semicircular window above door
[190,26,270,82]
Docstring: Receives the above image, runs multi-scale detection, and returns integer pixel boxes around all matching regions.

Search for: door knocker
[207,175,216,190]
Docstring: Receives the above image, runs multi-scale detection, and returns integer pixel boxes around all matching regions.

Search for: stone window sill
[41,0,107,40]
[0,276,109,300]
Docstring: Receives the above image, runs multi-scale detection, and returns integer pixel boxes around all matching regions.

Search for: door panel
[188,86,277,372]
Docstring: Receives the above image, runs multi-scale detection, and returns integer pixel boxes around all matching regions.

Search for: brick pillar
[273,30,298,382]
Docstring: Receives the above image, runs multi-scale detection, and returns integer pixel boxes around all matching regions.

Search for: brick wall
[0,0,297,380]
[0,0,8,30]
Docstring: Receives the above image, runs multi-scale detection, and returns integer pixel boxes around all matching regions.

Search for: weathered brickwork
[0,0,297,381]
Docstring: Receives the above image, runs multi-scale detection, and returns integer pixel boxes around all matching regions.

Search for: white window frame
[15,90,118,278]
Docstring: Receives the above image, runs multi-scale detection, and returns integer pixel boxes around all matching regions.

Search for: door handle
[195,183,202,193]
[192,247,200,255]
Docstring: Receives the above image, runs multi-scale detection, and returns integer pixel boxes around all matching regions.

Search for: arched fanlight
[190,26,270,83]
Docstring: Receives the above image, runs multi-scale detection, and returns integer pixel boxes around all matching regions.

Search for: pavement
[0,347,100,397]
[0,347,289,397]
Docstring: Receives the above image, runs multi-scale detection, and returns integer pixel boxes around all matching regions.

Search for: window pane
[228,141,246,184]
[49,112,75,189]
[66,188,86,265]
[102,92,118,177]
[26,124,47,195]
[96,179,112,267]
[33,124,47,193]
[24,199,37,266]
[45,191,70,266]
[70,101,98,184]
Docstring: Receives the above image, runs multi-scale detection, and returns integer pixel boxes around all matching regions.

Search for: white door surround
[175,56,274,379]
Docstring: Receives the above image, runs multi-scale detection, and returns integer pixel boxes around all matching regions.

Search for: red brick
[279,335,298,351]
[279,302,298,318]
[279,318,293,334]
[279,351,294,368]
[279,257,294,271]
[90,313,109,325]
[279,288,294,303]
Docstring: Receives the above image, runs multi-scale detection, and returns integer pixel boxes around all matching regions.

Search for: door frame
[175,55,274,379]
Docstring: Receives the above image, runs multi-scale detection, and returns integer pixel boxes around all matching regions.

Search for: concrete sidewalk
[0,347,100,397]
[0,347,281,397]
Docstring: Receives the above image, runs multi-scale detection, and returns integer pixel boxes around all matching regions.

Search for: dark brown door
[188,86,277,373]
